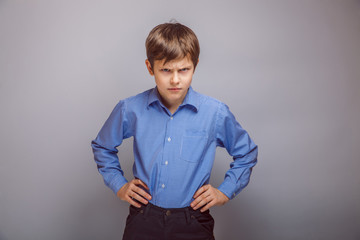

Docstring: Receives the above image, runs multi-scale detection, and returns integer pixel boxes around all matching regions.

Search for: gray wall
[1,1,360,239]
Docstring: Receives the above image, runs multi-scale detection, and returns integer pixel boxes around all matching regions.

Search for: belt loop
[163,210,167,224]
[185,207,190,224]
[143,203,151,218]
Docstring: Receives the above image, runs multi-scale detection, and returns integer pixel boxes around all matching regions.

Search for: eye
[161,68,171,72]
[180,68,189,72]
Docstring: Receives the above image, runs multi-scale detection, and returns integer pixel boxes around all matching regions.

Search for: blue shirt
[91,87,258,208]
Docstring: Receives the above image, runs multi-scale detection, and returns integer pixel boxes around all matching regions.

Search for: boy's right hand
[117,179,152,208]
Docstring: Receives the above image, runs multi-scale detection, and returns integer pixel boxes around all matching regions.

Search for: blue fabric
[91,87,258,208]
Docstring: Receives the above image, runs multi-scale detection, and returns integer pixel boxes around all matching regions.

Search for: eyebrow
[160,65,193,69]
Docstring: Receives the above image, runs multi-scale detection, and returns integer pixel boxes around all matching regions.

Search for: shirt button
[167,137,171,142]
[165,161,168,165]
[161,184,165,188]
[170,117,173,120]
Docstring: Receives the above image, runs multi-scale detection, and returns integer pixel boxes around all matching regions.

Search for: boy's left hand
[191,184,230,212]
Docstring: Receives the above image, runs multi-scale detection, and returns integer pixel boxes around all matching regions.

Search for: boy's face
[145,56,197,112]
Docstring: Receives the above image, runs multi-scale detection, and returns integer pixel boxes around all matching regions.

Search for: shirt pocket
[180,130,208,163]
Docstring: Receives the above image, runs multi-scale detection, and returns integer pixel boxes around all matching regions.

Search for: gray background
[1,0,360,239]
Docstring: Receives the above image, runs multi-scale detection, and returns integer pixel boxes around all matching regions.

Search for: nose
[170,72,180,85]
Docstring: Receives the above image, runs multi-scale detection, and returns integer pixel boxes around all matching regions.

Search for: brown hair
[145,22,200,70]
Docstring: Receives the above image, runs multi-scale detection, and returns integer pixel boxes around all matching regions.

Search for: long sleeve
[91,100,132,195]
[215,103,258,199]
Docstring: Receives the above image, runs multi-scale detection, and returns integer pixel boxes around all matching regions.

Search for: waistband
[131,202,209,218]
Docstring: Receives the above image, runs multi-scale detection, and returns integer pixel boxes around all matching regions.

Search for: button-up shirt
[91,87,258,208]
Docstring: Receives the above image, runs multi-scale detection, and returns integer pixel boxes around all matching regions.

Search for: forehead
[155,56,193,69]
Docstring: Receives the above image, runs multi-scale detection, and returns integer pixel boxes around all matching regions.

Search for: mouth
[168,88,182,91]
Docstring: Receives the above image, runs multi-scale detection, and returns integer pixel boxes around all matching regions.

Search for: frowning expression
[145,56,196,113]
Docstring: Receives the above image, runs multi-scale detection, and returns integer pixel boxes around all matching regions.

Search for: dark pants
[122,203,215,240]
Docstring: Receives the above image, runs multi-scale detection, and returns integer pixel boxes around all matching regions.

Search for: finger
[129,190,150,205]
[127,187,148,204]
[191,191,206,208]
[132,185,152,200]
[200,199,215,212]
[192,188,212,205]
[193,185,209,199]
[194,196,211,210]
[192,194,212,210]
[135,179,149,190]
[127,196,142,208]
[190,194,203,208]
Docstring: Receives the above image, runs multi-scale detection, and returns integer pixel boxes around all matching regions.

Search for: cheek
[184,74,193,84]
[155,76,167,87]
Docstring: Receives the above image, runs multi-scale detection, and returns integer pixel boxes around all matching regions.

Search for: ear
[145,59,154,76]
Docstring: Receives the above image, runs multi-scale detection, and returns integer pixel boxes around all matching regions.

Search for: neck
[168,105,180,115]
[161,100,181,114]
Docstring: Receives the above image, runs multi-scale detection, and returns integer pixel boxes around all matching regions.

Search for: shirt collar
[147,86,199,112]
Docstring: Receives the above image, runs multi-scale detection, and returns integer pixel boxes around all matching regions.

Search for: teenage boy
[91,22,258,240]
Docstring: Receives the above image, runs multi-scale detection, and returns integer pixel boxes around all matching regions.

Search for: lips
[168,88,181,91]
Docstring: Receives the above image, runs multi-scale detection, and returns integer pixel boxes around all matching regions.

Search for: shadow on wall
[0,231,7,240]
[210,148,260,239]
[212,194,259,239]
[63,189,129,240]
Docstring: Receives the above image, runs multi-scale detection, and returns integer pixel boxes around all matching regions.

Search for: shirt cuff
[218,180,238,200]
[108,174,128,195]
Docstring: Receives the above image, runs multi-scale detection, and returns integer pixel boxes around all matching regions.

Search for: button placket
[158,114,173,200]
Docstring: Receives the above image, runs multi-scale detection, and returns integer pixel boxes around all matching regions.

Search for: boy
[91,22,258,240]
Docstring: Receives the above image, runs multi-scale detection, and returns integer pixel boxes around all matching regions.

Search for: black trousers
[122,203,215,240]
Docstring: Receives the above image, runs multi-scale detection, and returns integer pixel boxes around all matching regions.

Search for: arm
[217,105,258,199]
[216,103,258,200]
[91,100,129,194]
[91,101,152,206]
[191,103,258,211]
